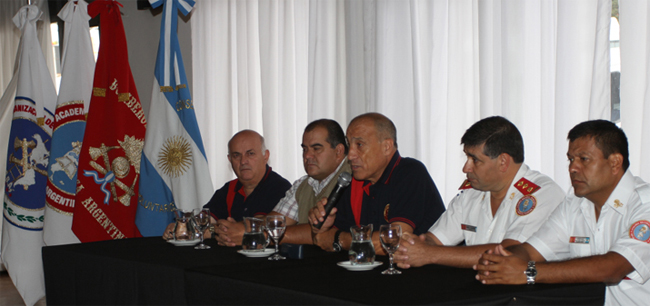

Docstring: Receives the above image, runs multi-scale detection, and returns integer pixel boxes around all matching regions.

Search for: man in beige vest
[216,119,349,246]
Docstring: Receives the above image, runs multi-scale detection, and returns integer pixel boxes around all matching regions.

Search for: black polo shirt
[204,166,291,221]
[333,151,445,235]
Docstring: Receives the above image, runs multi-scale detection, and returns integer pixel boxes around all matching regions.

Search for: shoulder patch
[516,195,537,216]
[630,220,650,243]
[514,178,540,195]
[459,179,472,190]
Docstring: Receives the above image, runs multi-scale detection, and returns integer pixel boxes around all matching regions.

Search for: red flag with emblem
[72,0,146,242]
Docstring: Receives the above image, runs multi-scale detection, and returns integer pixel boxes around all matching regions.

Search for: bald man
[309,113,445,254]
[163,130,291,240]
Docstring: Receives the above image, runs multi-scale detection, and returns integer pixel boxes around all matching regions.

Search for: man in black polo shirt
[162,130,291,240]
[309,113,445,254]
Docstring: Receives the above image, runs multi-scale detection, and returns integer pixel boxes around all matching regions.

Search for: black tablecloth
[42,237,605,305]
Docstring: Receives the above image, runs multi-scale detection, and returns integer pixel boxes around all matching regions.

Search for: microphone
[314,171,352,229]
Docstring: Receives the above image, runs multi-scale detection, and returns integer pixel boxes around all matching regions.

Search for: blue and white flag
[43,0,94,246]
[2,4,56,306]
[136,0,213,236]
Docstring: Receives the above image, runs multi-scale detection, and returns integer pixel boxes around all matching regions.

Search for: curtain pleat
[192,0,615,202]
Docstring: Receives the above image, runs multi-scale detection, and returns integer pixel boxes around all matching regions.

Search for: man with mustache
[309,113,445,254]
[393,116,564,268]
[475,120,650,305]
[216,119,350,246]
[162,130,291,240]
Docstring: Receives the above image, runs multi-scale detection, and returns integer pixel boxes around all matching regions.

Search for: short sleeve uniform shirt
[430,163,564,246]
[527,171,650,306]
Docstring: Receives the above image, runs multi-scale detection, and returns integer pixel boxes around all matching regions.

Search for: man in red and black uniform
[162,130,290,240]
[309,113,445,254]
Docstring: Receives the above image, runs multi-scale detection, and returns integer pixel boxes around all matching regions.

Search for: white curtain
[620,0,650,180]
[192,0,612,203]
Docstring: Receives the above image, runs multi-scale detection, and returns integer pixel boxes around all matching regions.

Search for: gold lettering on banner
[81,197,126,239]
[93,88,106,97]
[109,78,147,126]
[175,84,186,90]
[175,99,194,111]
[160,86,174,92]
[137,194,177,212]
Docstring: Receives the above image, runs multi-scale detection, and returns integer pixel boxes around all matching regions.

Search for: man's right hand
[308,198,337,234]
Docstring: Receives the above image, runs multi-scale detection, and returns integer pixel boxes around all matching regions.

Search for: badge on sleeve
[383,204,390,222]
[516,195,537,216]
[514,178,540,216]
[629,220,650,243]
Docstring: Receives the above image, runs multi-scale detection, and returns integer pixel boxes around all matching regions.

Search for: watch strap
[333,229,343,252]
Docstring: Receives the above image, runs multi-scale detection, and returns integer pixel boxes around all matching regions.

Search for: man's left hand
[474,245,528,285]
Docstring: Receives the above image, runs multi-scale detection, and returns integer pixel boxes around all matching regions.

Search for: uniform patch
[629,220,650,243]
[383,204,390,222]
[569,236,590,244]
[461,224,477,232]
[516,195,536,216]
[514,178,540,195]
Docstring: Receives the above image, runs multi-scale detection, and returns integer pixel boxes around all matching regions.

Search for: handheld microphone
[314,171,352,229]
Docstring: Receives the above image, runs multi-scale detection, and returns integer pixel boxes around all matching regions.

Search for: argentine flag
[136,0,213,236]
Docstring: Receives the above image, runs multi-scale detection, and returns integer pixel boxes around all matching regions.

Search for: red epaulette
[459,179,472,190]
[514,178,540,195]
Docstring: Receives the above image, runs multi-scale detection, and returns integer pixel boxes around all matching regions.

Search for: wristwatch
[525,261,537,285]
[332,229,342,252]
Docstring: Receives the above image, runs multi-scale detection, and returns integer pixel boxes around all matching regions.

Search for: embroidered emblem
[157,135,193,178]
[509,192,515,200]
[7,134,50,193]
[569,236,590,244]
[459,179,472,190]
[630,220,650,243]
[84,135,144,206]
[516,195,537,216]
[50,141,82,181]
[383,204,390,222]
[461,224,477,232]
[614,199,624,208]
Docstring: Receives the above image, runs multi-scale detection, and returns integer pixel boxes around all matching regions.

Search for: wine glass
[265,215,286,260]
[193,208,211,249]
[379,224,402,275]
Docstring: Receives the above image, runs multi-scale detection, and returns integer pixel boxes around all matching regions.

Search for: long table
[42,237,605,305]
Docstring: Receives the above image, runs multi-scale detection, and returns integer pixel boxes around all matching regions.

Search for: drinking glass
[379,224,402,275]
[265,215,286,260]
[193,208,211,249]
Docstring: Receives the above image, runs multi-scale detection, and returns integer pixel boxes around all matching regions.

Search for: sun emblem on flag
[158,135,193,178]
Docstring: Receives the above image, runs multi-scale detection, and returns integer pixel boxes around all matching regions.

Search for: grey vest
[296,161,351,224]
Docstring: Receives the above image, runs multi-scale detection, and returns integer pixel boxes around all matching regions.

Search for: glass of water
[265,215,286,260]
[379,224,401,274]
